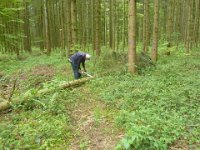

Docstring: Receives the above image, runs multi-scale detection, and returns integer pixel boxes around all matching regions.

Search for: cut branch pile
[0,77,92,112]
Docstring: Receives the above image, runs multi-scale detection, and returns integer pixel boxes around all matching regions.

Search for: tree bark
[193,0,199,47]
[151,0,159,62]
[109,0,114,49]
[23,0,32,53]
[43,0,51,55]
[128,0,137,74]
[71,0,77,51]
[145,0,150,46]
[143,0,149,52]
[95,0,101,56]
[166,0,174,46]
[185,0,191,54]
[67,0,72,57]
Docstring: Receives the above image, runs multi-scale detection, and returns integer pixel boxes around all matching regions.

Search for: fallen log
[0,101,10,111]
[0,77,92,112]
[59,77,91,89]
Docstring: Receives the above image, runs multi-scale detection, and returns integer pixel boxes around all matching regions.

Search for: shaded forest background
[0,0,199,57]
[0,0,200,149]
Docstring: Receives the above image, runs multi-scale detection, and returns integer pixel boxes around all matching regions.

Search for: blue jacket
[70,52,86,70]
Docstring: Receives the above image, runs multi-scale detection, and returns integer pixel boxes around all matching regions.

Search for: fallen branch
[0,77,92,112]
[8,78,18,102]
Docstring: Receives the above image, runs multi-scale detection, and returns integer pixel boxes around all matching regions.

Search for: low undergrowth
[0,90,75,149]
[88,51,200,149]
[0,48,199,149]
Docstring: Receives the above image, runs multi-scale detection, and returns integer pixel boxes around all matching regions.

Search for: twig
[8,78,17,102]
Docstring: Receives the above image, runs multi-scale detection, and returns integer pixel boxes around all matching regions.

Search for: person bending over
[69,52,91,79]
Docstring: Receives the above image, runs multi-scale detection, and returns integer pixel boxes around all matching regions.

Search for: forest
[0,0,200,149]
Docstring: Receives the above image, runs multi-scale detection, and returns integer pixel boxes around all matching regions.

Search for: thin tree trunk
[23,1,32,53]
[109,0,114,50]
[95,0,101,56]
[92,0,96,53]
[167,0,173,46]
[71,0,76,51]
[193,0,199,47]
[146,0,150,46]
[60,0,65,53]
[67,0,72,57]
[185,0,191,53]
[103,0,107,46]
[143,0,149,52]
[43,0,51,55]
[151,0,159,62]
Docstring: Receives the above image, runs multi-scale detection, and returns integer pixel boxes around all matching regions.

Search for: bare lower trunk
[128,0,137,74]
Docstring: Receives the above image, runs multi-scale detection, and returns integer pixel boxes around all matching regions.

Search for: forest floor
[0,49,200,149]
[0,53,124,149]
[68,87,124,150]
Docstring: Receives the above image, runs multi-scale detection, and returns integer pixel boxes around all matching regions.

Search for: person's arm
[81,60,86,72]
[77,56,86,71]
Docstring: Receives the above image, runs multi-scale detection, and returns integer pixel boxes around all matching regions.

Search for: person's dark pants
[70,62,81,79]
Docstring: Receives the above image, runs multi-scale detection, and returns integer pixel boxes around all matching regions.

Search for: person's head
[85,54,91,60]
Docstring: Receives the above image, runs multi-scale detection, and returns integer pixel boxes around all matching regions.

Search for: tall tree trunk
[185,0,192,54]
[15,7,20,57]
[103,0,107,46]
[113,0,116,50]
[81,1,86,48]
[151,0,159,62]
[143,0,149,52]
[128,0,137,74]
[123,0,127,50]
[175,0,181,49]
[23,0,31,53]
[166,0,173,46]
[60,0,65,53]
[43,0,51,56]
[145,0,150,46]
[39,0,44,51]
[142,0,150,50]
[67,0,72,57]
[95,0,101,56]
[71,0,77,52]
[92,0,96,53]
[86,0,91,49]
[109,0,115,50]
[193,0,199,47]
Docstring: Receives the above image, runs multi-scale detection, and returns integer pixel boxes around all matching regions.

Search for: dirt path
[69,88,124,150]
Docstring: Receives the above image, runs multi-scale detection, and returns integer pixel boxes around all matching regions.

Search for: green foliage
[0,53,11,62]
[0,48,200,149]
[0,51,74,149]
[93,108,102,126]
[0,111,71,149]
[89,51,200,149]
[79,138,90,150]
[0,88,75,149]
[0,51,67,76]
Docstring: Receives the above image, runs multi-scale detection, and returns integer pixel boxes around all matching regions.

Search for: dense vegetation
[0,46,200,149]
[0,0,199,56]
[0,0,200,149]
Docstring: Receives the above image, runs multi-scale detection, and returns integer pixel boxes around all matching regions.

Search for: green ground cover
[0,48,199,149]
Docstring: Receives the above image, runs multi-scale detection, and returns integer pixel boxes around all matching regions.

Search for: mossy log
[0,101,10,111]
[0,77,92,112]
